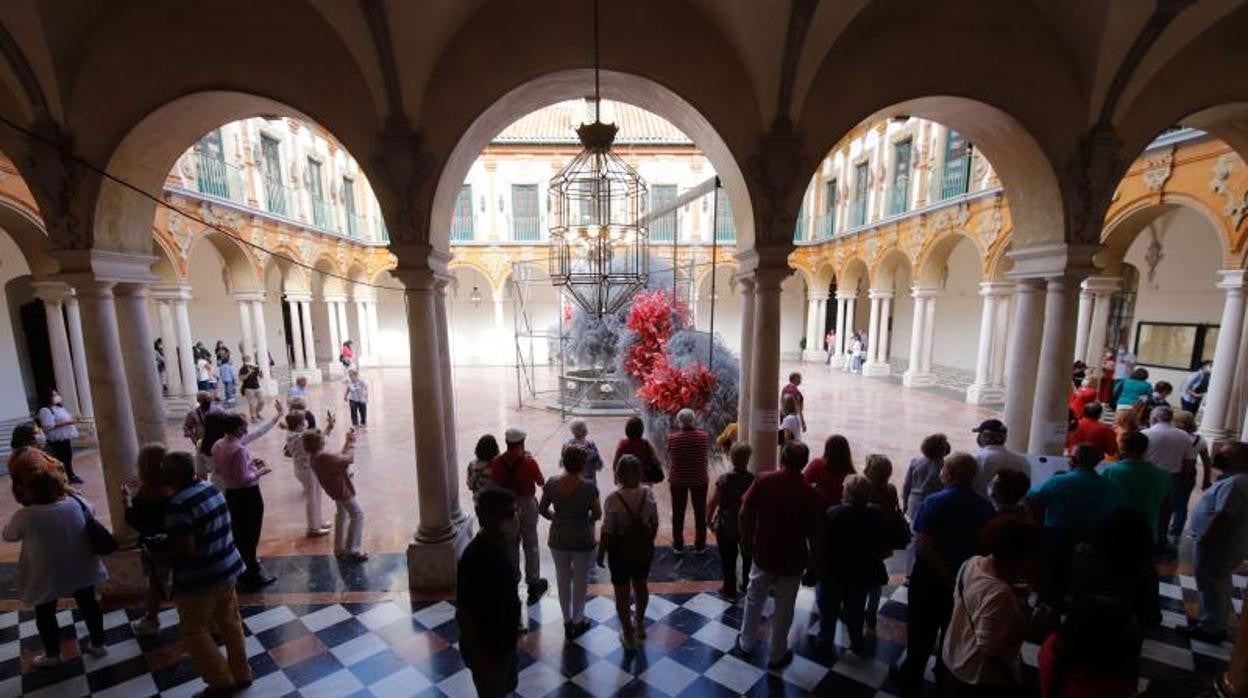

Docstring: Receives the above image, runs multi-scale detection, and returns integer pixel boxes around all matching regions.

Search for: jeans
[295,467,325,532]
[222,379,236,403]
[1181,398,1202,414]
[333,497,364,555]
[35,586,104,656]
[1167,471,1196,539]
[45,438,77,481]
[225,485,265,583]
[550,548,594,624]
[817,581,868,649]
[505,495,542,586]
[739,566,801,658]
[173,583,251,691]
[670,483,708,550]
[349,400,367,426]
[716,528,751,593]
[1195,542,1240,634]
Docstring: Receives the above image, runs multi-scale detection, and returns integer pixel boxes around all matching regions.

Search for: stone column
[990,290,1011,390]
[173,291,197,398]
[325,297,343,377]
[114,283,167,445]
[31,282,82,416]
[1029,274,1085,454]
[434,277,466,527]
[804,292,827,361]
[1073,286,1094,364]
[336,301,352,346]
[903,288,938,386]
[367,300,381,365]
[392,265,463,591]
[749,267,788,471]
[250,299,276,394]
[300,300,317,369]
[1003,279,1045,452]
[920,292,937,373]
[736,276,756,447]
[236,297,255,361]
[1199,270,1248,443]
[356,299,372,365]
[63,294,95,421]
[864,290,893,375]
[966,282,1012,404]
[288,297,307,370]
[1226,314,1248,440]
[834,291,853,361]
[1083,277,1121,372]
[156,298,183,396]
[64,278,139,538]
[864,292,881,365]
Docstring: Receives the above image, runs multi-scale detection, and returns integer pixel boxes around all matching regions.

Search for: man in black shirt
[457,487,521,697]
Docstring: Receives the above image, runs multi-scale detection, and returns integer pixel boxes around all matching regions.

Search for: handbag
[72,494,120,556]
[642,443,665,484]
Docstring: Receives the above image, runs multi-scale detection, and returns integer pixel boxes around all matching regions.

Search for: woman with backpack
[598,454,658,650]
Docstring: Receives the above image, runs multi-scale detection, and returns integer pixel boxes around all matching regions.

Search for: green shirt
[1028,468,1127,536]
[1101,459,1173,538]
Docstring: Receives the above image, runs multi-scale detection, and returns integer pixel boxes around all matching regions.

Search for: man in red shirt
[489,427,548,604]
[667,409,711,553]
[1066,402,1118,459]
[736,442,823,669]
[780,373,807,432]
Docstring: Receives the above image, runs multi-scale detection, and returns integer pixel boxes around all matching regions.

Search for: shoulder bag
[72,494,119,556]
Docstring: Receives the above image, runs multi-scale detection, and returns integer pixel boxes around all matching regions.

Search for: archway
[863,249,913,375]
[446,265,501,366]
[694,264,742,355]
[921,234,987,378]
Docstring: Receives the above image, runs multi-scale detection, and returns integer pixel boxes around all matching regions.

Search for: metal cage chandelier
[547,0,649,316]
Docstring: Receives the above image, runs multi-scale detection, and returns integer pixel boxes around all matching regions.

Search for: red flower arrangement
[623,290,716,415]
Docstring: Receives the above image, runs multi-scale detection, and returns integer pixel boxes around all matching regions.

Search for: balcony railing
[513,215,542,242]
[193,153,245,202]
[263,177,289,216]
[346,211,363,238]
[815,216,834,240]
[311,196,330,229]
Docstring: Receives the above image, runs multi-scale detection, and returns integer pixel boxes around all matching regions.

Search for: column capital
[29,280,73,304]
[834,290,857,301]
[733,273,756,292]
[741,266,792,291]
[285,291,313,303]
[323,294,349,303]
[231,291,267,303]
[868,288,894,300]
[1216,268,1248,291]
[151,284,193,301]
[52,249,158,284]
[807,292,830,302]
[1006,243,1099,281]
[113,282,153,299]
[978,281,1015,297]
[392,267,439,291]
[911,285,941,299]
[389,242,451,278]
[1082,276,1122,296]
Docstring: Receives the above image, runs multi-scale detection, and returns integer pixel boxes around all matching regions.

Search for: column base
[324,362,345,380]
[903,370,936,387]
[1198,426,1232,446]
[801,350,827,362]
[98,547,148,602]
[163,396,195,422]
[291,368,324,385]
[965,383,1006,406]
[862,361,892,377]
[407,520,475,592]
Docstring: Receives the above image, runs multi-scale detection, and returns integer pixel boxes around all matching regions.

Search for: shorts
[607,545,654,586]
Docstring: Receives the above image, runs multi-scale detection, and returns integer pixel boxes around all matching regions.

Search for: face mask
[34,433,46,447]
[499,517,519,540]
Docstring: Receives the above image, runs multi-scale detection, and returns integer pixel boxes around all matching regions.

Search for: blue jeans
[222,380,236,403]
[1194,542,1239,634]
[1166,472,1196,539]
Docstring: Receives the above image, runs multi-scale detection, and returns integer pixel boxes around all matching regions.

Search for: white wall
[374,272,409,366]
[695,271,742,355]
[780,275,806,357]
[184,244,247,357]
[447,268,506,365]
[262,264,291,368]
[889,264,915,362]
[930,239,984,371]
[1123,207,1224,387]
[0,231,33,420]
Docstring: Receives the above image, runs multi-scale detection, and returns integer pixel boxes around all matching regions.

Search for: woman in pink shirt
[211,401,284,590]
[306,427,366,562]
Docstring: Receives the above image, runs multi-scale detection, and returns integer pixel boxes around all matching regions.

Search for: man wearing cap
[971,419,1029,498]
[489,427,549,604]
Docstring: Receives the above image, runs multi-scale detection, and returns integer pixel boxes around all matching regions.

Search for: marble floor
[0,362,1231,696]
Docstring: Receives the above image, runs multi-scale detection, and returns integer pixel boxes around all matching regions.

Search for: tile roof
[492,100,692,145]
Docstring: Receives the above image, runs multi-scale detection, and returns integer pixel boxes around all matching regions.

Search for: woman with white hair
[562,419,604,484]
[667,408,711,554]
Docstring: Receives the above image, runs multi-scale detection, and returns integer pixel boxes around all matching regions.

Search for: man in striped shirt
[668,408,711,554]
[162,451,251,697]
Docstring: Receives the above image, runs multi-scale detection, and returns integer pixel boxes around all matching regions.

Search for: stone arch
[89,90,381,256]
[918,231,987,287]
[186,231,262,293]
[426,70,757,256]
[813,264,837,292]
[693,262,738,297]
[449,259,503,297]
[1098,198,1232,276]
[151,234,181,285]
[313,256,347,298]
[870,248,913,292]
[985,235,1015,282]
[0,193,54,277]
[839,256,870,293]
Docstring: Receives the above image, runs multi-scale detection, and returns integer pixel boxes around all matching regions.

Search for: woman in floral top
[467,434,500,497]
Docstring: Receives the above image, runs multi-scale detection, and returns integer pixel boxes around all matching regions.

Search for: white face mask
[34,432,46,447]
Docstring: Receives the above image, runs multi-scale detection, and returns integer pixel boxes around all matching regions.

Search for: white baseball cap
[504,427,527,444]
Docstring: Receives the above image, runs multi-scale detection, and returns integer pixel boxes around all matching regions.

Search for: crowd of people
[7,359,1248,697]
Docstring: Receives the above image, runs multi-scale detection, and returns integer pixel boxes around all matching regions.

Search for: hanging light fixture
[548,0,648,316]
[469,285,483,308]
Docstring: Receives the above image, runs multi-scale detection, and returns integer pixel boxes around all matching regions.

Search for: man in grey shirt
[1142,406,1197,543]
[971,419,1029,498]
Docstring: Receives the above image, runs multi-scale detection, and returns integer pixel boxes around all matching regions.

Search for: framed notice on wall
[1134,322,1219,371]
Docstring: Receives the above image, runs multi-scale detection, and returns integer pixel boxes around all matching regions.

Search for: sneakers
[83,643,109,659]
[31,654,62,669]
[306,527,331,537]
[131,616,160,636]
[342,552,369,564]
[527,578,549,605]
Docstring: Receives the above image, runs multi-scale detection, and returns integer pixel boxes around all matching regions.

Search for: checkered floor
[0,570,1232,697]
